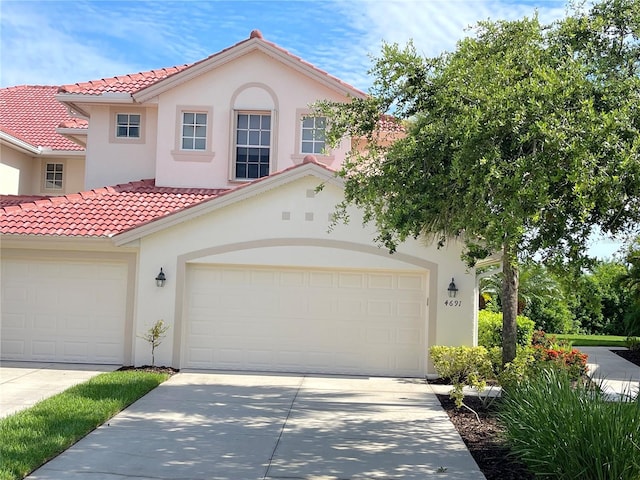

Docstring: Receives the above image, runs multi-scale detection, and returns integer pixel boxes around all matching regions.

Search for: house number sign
[444,300,462,307]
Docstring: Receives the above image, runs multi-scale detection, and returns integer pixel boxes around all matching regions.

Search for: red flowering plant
[530,331,588,380]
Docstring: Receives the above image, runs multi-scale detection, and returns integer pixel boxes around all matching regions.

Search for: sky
[0,0,627,258]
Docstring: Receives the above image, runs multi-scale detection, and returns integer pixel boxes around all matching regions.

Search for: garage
[184,264,428,376]
[1,258,128,364]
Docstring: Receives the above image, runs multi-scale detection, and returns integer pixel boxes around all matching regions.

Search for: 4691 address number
[444,300,462,307]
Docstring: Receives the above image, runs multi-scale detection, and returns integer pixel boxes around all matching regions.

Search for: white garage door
[185,264,427,376]
[1,258,127,364]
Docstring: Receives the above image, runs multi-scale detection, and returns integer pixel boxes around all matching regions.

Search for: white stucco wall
[84,105,158,189]
[128,173,476,372]
[0,146,35,195]
[153,49,351,189]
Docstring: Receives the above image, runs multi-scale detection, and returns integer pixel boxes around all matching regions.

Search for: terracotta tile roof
[0,195,52,208]
[58,66,191,95]
[0,85,87,151]
[378,114,405,133]
[0,179,226,237]
[57,31,364,98]
[0,159,336,239]
[58,118,88,129]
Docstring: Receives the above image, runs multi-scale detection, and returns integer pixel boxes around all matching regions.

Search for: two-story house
[0,31,478,376]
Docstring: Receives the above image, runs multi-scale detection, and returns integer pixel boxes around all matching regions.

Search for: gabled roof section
[0,85,86,151]
[0,179,226,237]
[56,30,366,103]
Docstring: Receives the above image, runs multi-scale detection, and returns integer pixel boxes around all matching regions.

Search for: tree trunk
[502,243,519,365]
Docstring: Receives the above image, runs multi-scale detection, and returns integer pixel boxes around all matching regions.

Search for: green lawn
[552,333,630,347]
[0,370,169,480]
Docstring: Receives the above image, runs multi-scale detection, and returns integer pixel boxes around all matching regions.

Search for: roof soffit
[112,162,343,246]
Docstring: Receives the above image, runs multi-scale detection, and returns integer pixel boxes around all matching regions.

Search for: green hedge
[478,310,535,348]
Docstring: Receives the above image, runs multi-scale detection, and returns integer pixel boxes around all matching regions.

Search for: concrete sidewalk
[581,346,640,400]
[26,372,485,480]
[0,361,118,418]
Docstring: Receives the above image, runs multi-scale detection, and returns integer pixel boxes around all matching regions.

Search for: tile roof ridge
[2,84,59,90]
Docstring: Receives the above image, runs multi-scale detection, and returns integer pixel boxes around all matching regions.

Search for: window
[116,114,140,138]
[45,163,63,190]
[301,116,326,154]
[109,107,145,144]
[182,112,208,150]
[235,112,271,179]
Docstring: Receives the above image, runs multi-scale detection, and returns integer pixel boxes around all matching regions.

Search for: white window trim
[291,108,334,165]
[42,161,64,192]
[229,109,277,182]
[109,107,146,144]
[171,105,215,162]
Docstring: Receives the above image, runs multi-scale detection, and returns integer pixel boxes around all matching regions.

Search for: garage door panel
[185,264,427,376]
[1,259,127,364]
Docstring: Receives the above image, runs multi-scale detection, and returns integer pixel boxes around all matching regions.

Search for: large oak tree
[317,0,640,363]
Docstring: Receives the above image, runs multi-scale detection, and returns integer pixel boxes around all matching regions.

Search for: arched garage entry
[173,239,438,377]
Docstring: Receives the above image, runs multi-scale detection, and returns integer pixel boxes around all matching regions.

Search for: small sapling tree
[139,319,170,367]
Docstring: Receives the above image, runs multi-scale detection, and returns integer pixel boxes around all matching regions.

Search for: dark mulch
[613,349,640,367]
[435,394,534,480]
[117,365,179,375]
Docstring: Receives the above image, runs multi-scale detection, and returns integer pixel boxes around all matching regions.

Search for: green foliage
[481,262,577,333]
[626,336,640,352]
[499,368,640,479]
[429,346,492,408]
[620,237,640,335]
[478,310,535,348]
[138,319,170,367]
[316,0,640,364]
[566,260,634,335]
[0,370,168,480]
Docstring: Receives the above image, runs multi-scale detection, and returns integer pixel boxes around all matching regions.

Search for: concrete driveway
[26,371,485,479]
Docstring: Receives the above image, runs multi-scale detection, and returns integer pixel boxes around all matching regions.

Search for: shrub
[500,368,640,479]
[429,346,492,408]
[626,336,640,352]
[530,330,588,380]
[478,311,536,348]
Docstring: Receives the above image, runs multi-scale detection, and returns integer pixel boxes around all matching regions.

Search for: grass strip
[0,370,169,480]
[552,334,629,347]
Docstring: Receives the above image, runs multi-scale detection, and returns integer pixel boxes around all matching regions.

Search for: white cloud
[0,3,139,86]
[320,0,569,90]
[0,0,570,90]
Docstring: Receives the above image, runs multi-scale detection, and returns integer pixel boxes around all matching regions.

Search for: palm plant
[480,261,561,314]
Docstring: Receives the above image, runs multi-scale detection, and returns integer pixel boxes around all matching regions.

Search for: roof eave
[55,93,133,118]
[0,233,137,252]
[39,148,86,157]
[0,131,41,155]
[55,128,88,148]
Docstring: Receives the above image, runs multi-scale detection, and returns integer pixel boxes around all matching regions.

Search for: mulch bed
[435,393,534,480]
[433,348,639,480]
[613,349,640,367]
[118,365,179,376]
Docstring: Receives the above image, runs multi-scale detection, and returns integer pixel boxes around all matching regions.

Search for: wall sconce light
[447,277,458,298]
[155,268,166,287]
